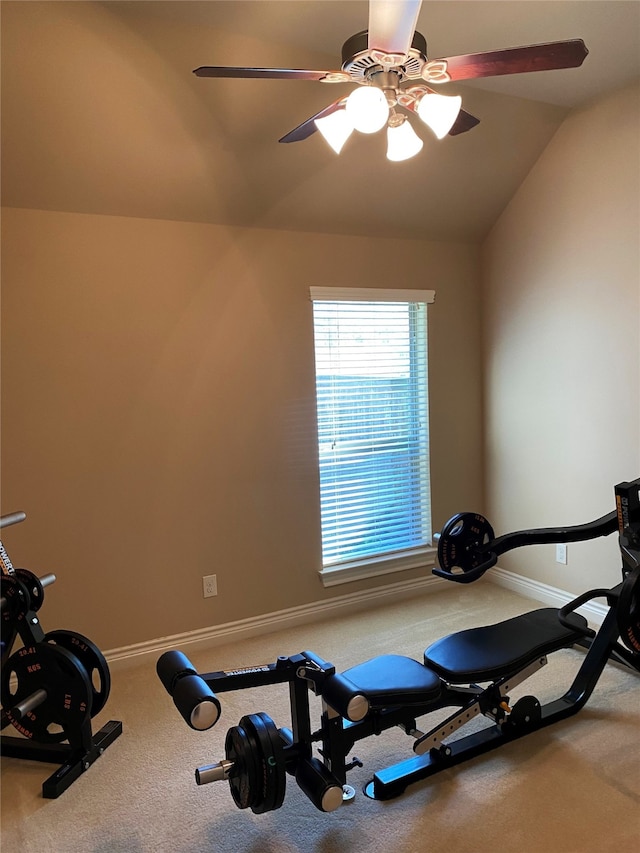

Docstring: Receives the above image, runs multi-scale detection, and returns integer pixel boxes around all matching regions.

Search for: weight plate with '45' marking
[1,642,92,743]
[45,630,111,717]
[437,513,495,574]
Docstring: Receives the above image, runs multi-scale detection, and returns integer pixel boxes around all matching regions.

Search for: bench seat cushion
[424,608,589,682]
[323,655,442,720]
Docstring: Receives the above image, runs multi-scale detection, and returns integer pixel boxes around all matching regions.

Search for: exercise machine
[157,478,640,813]
[1,511,122,798]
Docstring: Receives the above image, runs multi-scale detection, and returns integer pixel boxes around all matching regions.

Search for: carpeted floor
[2,583,639,852]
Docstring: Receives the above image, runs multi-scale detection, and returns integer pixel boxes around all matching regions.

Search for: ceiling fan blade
[193,66,342,81]
[449,109,480,136]
[279,98,348,144]
[368,0,423,56]
[434,40,588,82]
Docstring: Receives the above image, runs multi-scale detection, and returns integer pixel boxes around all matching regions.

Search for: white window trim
[310,287,435,304]
[319,546,437,587]
[311,286,435,588]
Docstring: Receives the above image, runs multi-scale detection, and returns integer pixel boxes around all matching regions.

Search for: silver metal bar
[413,701,482,755]
[0,512,27,529]
[195,760,235,785]
[498,656,547,697]
[11,688,48,720]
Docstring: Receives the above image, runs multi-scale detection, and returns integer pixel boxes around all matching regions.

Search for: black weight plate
[1,574,29,622]
[225,722,260,810]
[242,712,287,814]
[437,512,495,573]
[1,643,92,743]
[15,568,45,611]
[618,567,640,655]
[45,629,111,717]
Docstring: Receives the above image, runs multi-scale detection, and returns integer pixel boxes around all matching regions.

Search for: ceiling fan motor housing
[341,30,428,83]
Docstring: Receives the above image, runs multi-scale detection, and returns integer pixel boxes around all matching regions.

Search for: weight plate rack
[1,511,122,798]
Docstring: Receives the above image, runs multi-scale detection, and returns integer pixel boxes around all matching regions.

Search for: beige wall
[481,81,640,593]
[1,209,483,650]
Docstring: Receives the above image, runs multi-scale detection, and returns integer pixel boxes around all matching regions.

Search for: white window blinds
[310,288,434,570]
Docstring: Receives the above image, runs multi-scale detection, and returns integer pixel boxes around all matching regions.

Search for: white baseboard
[105,573,448,672]
[105,567,609,673]
[487,566,608,626]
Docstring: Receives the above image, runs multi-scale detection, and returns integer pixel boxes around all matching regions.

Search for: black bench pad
[424,608,589,682]
[323,655,442,720]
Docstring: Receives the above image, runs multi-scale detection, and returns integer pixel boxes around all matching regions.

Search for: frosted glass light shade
[386,119,423,161]
[345,86,390,134]
[315,109,354,154]
[417,93,462,139]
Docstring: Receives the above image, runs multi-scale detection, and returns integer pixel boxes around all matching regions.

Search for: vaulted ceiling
[2,1,639,241]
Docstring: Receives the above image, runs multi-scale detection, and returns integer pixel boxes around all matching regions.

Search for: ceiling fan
[193,0,588,161]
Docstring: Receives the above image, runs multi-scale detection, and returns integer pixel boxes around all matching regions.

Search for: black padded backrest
[424,608,589,682]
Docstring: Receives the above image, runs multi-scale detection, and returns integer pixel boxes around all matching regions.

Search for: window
[310,287,435,586]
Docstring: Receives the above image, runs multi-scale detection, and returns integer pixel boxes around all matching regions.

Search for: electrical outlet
[203,574,217,598]
[556,544,568,565]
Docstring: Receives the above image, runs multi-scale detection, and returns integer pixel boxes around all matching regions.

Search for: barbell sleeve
[0,512,26,529]
[195,760,235,785]
[7,687,48,720]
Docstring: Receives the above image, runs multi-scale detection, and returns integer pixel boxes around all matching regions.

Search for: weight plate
[437,512,495,574]
[618,567,640,655]
[1,643,92,743]
[45,629,111,717]
[15,568,45,612]
[242,712,286,814]
[225,722,260,810]
[1,574,29,622]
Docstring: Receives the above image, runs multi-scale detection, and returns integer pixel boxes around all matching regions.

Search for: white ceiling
[2,1,639,241]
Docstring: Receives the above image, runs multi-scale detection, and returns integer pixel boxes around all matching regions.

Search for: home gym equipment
[157,478,640,813]
[0,511,122,798]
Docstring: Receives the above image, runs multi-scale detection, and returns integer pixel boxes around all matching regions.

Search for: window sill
[319,547,437,588]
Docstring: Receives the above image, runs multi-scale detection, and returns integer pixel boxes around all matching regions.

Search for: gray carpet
[2,584,639,852]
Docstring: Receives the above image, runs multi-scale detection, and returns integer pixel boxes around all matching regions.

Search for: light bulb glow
[417,93,462,139]
[315,109,354,154]
[386,118,423,162]
[345,86,390,134]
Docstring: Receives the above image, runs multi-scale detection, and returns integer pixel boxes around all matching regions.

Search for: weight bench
[157,477,640,814]
[157,603,598,810]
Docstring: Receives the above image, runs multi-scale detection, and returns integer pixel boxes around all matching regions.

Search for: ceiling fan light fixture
[345,86,390,134]
[315,109,354,154]
[416,92,462,139]
[386,116,423,162]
